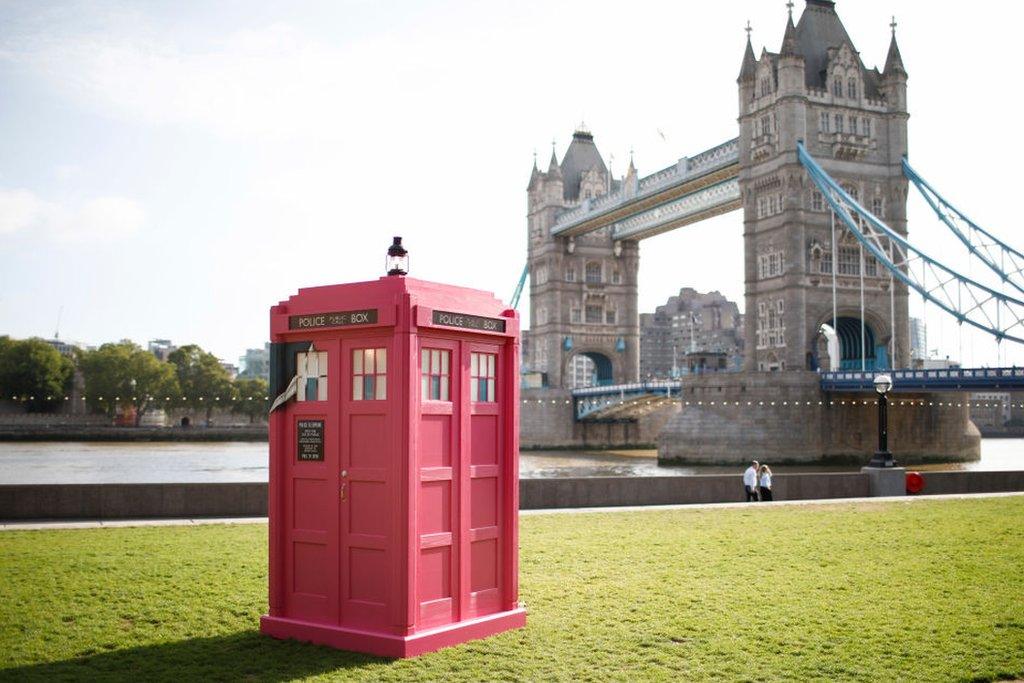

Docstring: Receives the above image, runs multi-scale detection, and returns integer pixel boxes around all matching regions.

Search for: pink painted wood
[260,276,525,658]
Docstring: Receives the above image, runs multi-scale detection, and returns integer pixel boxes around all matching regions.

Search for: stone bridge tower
[525,128,640,389]
[738,0,910,373]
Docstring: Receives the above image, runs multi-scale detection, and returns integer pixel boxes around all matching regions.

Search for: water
[0,440,1020,484]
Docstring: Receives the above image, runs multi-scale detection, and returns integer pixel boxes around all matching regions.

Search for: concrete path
[3,490,1023,531]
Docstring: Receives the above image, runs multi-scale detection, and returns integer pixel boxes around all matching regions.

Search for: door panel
[465,342,503,617]
[339,339,393,629]
[415,338,460,627]
[282,339,340,624]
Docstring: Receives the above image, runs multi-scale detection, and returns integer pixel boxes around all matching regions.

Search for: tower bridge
[520,0,1012,463]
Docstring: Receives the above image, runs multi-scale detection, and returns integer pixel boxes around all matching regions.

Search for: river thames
[0,439,1020,484]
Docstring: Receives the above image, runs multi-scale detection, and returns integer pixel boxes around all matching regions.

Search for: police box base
[259,607,527,658]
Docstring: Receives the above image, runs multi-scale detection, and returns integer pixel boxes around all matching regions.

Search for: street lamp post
[867,373,895,467]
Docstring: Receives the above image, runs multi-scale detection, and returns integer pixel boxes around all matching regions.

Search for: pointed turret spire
[883,16,906,75]
[738,21,757,82]
[780,9,798,56]
[547,142,561,177]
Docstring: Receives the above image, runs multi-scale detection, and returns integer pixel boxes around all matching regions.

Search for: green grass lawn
[2,498,1023,682]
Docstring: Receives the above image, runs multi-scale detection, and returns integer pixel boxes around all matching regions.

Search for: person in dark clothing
[743,460,760,502]
[758,464,773,502]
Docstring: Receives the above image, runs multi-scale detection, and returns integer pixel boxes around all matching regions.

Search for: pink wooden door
[463,341,504,618]
[415,338,461,628]
[413,336,507,628]
[282,339,340,624]
[339,339,394,629]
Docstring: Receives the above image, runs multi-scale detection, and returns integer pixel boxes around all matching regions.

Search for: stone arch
[814,308,892,371]
[564,349,615,388]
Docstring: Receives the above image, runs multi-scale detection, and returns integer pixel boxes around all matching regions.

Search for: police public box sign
[289,309,378,330]
[296,420,324,461]
[432,310,506,333]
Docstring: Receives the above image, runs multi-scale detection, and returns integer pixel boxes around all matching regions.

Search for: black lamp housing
[386,236,409,276]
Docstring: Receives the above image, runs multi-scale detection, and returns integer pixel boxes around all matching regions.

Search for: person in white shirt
[743,461,759,502]
[758,464,773,502]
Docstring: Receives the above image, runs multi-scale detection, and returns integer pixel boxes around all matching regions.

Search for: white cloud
[0,189,43,235]
[0,188,144,242]
[5,22,387,142]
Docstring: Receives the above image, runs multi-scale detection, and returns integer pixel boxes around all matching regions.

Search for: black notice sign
[432,310,506,333]
[289,309,378,330]
[296,420,324,461]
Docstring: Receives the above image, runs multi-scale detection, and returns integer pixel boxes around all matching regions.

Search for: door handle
[340,482,347,502]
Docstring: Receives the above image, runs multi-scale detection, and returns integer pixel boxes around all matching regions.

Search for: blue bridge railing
[820,367,1024,391]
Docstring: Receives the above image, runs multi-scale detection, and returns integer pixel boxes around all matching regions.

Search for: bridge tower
[525,128,640,389]
[737,0,910,373]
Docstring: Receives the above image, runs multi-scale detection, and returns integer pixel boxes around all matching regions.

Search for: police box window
[421,348,450,401]
[470,352,496,402]
[296,350,328,401]
[353,347,387,400]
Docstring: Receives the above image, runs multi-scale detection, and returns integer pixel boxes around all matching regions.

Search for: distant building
[220,361,239,380]
[915,357,960,370]
[44,337,80,357]
[971,392,1011,428]
[239,344,270,381]
[640,288,744,379]
[148,339,176,362]
[909,317,927,362]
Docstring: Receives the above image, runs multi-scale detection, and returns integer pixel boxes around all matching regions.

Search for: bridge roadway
[550,138,740,241]
[572,368,1024,420]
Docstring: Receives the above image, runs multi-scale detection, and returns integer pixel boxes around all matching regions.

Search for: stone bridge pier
[657,372,980,465]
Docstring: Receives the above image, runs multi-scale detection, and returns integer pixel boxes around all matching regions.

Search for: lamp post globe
[386,236,409,276]
[868,373,896,468]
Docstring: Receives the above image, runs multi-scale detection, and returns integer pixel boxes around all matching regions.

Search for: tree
[0,337,74,412]
[233,377,269,423]
[79,342,179,425]
[168,344,236,425]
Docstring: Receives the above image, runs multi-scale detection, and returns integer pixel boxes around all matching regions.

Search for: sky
[1,0,1022,369]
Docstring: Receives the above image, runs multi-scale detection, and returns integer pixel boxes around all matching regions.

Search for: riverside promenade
[4,490,1023,531]
[3,471,1024,521]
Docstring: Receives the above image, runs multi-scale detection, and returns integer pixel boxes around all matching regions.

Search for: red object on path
[906,471,925,494]
[259,276,525,658]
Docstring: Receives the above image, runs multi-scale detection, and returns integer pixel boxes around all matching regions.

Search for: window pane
[421,376,429,400]
[364,375,374,400]
[352,377,361,401]
[317,376,328,401]
[471,353,478,377]
[441,351,448,374]
[305,351,318,376]
[375,376,387,400]
[440,376,449,401]
[487,355,495,377]
[431,375,440,400]
[470,377,478,402]
[377,348,386,373]
[353,349,363,375]
[421,349,429,372]
[431,350,440,374]
[487,378,495,402]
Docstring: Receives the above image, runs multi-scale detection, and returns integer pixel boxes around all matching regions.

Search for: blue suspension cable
[798,142,1024,345]
[903,158,1024,296]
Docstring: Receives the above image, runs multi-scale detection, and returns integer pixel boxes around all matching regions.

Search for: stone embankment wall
[3,471,1023,520]
[0,425,268,441]
[659,371,981,465]
[519,388,677,449]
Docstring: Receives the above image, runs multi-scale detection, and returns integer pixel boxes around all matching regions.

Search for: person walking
[758,464,773,502]
[743,461,760,502]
